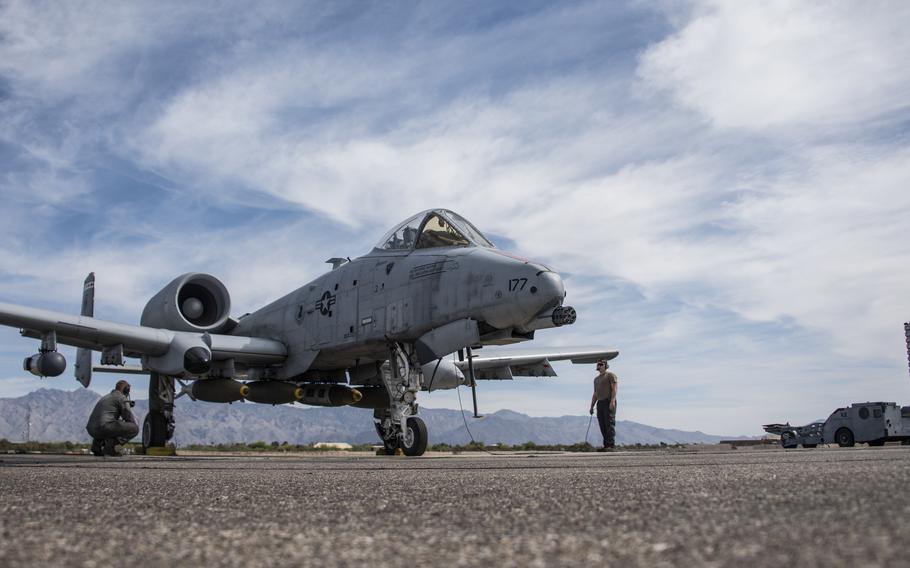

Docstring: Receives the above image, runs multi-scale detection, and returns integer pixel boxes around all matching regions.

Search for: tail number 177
[508,278,528,292]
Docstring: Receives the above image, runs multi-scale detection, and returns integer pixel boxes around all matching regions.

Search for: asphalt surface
[2,447,909,567]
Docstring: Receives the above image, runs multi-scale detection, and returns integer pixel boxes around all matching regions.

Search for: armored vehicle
[822,402,910,447]
[766,402,910,448]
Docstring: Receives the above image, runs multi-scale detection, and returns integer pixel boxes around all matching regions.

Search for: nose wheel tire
[835,428,855,448]
[401,417,428,457]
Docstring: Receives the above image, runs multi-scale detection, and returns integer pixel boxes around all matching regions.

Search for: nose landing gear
[374,343,428,456]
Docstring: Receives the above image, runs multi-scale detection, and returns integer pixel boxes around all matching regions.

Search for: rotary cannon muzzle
[516,305,578,333]
[552,306,576,326]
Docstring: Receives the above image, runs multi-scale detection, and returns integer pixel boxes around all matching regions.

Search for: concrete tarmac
[2,446,909,567]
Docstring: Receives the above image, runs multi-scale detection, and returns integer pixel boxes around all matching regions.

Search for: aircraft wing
[454,349,618,380]
[0,301,286,365]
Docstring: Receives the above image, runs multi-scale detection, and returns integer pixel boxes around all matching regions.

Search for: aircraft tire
[143,412,168,449]
[868,439,886,447]
[402,416,427,457]
[802,444,817,449]
[835,428,855,448]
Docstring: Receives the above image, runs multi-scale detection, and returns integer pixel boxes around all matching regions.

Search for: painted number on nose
[508,278,528,291]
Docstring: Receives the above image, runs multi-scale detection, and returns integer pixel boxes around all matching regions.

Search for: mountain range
[0,389,741,446]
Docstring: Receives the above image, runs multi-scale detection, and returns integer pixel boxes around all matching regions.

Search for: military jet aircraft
[0,209,617,455]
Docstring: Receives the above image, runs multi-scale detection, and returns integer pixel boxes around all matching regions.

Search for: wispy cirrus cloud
[638,0,910,130]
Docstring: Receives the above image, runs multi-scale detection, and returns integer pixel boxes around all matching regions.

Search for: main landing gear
[374,343,428,456]
[143,372,175,450]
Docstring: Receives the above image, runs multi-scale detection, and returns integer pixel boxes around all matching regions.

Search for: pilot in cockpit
[403,226,419,248]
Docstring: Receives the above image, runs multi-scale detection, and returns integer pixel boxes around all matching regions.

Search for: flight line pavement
[1,447,909,567]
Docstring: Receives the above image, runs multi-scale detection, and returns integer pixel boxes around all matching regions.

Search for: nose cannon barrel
[552,306,576,326]
[517,305,577,333]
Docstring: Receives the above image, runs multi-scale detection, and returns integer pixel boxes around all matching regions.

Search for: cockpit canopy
[375,209,496,251]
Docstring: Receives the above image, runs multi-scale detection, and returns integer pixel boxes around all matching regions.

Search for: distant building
[313,442,352,450]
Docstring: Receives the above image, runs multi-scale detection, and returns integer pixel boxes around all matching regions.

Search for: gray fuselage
[232,245,566,378]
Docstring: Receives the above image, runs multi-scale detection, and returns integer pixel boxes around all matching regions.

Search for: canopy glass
[375,209,496,251]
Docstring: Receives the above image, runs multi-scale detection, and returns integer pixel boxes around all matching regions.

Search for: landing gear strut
[143,372,175,449]
[374,343,427,456]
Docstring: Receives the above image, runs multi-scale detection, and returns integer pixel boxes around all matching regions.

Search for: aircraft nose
[534,270,565,307]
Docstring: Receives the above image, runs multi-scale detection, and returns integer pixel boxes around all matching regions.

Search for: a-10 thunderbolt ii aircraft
[0,209,617,455]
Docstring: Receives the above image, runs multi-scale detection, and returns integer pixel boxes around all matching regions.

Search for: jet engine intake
[23,352,66,377]
[141,273,232,333]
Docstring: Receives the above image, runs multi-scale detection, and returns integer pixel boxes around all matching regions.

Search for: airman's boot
[102,439,123,457]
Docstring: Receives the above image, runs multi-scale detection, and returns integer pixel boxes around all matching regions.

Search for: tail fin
[74,273,94,387]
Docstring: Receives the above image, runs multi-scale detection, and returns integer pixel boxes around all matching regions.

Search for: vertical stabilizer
[75,273,95,387]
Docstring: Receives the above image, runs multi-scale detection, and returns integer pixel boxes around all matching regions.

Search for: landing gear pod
[23,352,66,377]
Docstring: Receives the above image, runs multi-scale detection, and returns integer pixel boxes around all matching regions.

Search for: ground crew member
[86,380,138,456]
[589,360,618,451]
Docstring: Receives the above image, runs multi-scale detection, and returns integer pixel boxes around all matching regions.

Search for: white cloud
[1,1,910,436]
[517,144,910,361]
[638,0,910,130]
[0,216,358,321]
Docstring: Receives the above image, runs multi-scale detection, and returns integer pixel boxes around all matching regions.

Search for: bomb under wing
[298,384,362,407]
[190,378,361,407]
[245,380,303,405]
[191,378,249,403]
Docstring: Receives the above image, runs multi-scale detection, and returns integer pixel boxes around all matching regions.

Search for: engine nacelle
[421,359,466,391]
[141,273,232,333]
[23,352,66,377]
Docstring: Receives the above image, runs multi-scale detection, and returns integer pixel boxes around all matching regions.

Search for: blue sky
[2,1,910,436]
